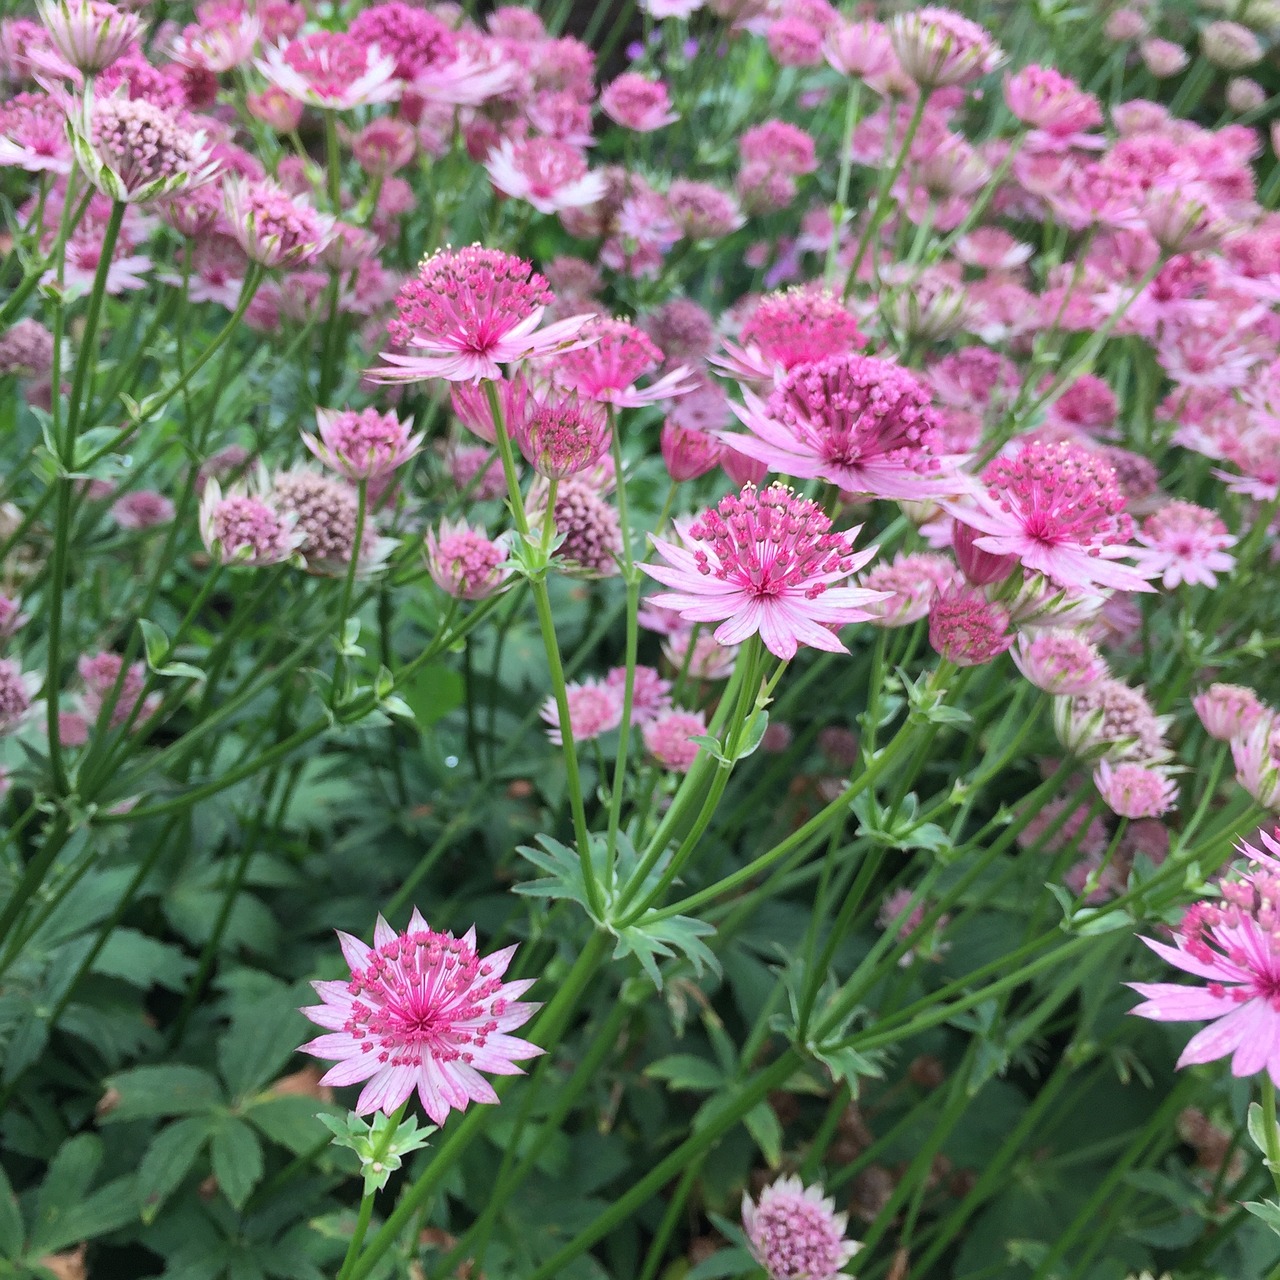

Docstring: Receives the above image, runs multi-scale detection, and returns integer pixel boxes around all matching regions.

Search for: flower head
[73,94,217,204]
[426,519,510,600]
[605,664,671,724]
[258,31,400,111]
[304,407,422,483]
[199,477,302,567]
[727,354,956,500]
[949,439,1152,593]
[1054,677,1170,763]
[483,137,606,215]
[0,92,73,175]
[890,6,1003,88]
[642,484,883,660]
[512,385,610,479]
[1003,65,1102,139]
[78,650,151,729]
[1094,759,1177,819]
[860,552,961,627]
[374,246,593,385]
[37,0,137,74]
[1233,717,1280,811]
[224,177,334,269]
[1194,683,1266,742]
[299,910,541,1120]
[545,480,622,578]
[0,658,38,733]
[545,316,695,407]
[928,585,1013,667]
[541,677,624,744]
[111,489,174,530]
[643,709,707,773]
[1012,628,1104,695]
[661,420,724,482]
[714,286,866,384]
[1128,833,1280,1084]
[1132,500,1237,590]
[600,72,678,131]
[742,1175,862,1280]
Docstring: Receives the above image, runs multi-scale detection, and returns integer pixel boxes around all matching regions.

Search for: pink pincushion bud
[246,86,303,132]
[1139,38,1188,78]
[1012,629,1105,695]
[951,520,1018,586]
[642,708,707,773]
[661,421,723,482]
[1003,64,1102,136]
[1103,8,1146,42]
[739,120,817,175]
[1200,20,1262,71]
[600,72,679,131]
[304,406,422,482]
[743,1175,862,1280]
[512,386,610,479]
[200,479,302,568]
[110,489,175,530]
[928,585,1013,666]
[352,117,416,174]
[1193,683,1266,742]
[78,651,152,729]
[768,16,825,66]
[425,518,511,600]
[860,552,961,628]
[1094,759,1177,819]
[1226,77,1266,113]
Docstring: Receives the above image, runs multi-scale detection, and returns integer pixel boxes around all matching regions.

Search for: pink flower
[426,519,511,600]
[0,91,73,174]
[742,1175,862,1280]
[223,177,334,269]
[948,439,1154,594]
[725,355,958,500]
[348,2,457,81]
[0,659,39,733]
[78,650,152,729]
[928,585,1012,667]
[739,120,817,176]
[199,477,302,567]
[1132,501,1237,590]
[0,595,29,638]
[643,709,707,773]
[373,247,594,385]
[110,489,175,530]
[483,137,606,215]
[641,484,883,660]
[606,664,671,724]
[171,10,260,74]
[1003,65,1102,142]
[661,421,723,481]
[1012,629,1105,695]
[1128,837,1280,1084]
[1094,758,1177,818]
[303,406,422,483]
[300,910,541,1120]
[661,626,738,680]
[1232,717,1280,810]
[712,286,866,384]
[860,552,961,627]
[890,5,1003,88]
[36,0,137,74]
[1054,677,1170,764]
[511,385,610,479]
[544,316,695,407]
[1194,683,1266,742]
[540,677,624,744]
[600,72,678,131]
[257,31,400,111]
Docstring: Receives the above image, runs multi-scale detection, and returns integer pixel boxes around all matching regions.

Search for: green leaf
[29,1136,101,1254]
[1248,1101,1279,1162]
[138,618,206,681]
[645,1055,724,1093]
[31,1175,138,1255]
[210,1118,263,1211]
[1244,1199,1280,1236]
[93,929,195,992]
[101,1065,223,1122]
[139,1115,218,1224]
[0,1160,23,1258]
[217,990,306,1099]
[744,1100,783,1168]
[401,663,465,729]
[246,1094,337,1155]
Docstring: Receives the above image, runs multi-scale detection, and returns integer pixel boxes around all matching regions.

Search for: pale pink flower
[1012,629,1105,695]
[300,910,541,1120]
[544,317,695,407]
[743,1175,862,1280]
[1003,65,1102,143]
[1201,20,1262,71]
[273,468,389,576]
[1232,716,1280,810]
[0,595,29,639]
[110,489,174,530]
[725,355,959,500]
[78,651,153,729]
[199,477,302,567]
[1139,37,1188,79]
[667,179,744,239]
[1133,501,1237,589]
[257,31,400,111]
[373,247,594,385]
[426,519,511,600]
[36,0,137,74]
[661,626,738,680]
[1095,759,1177,818]
[171,10,260,73]
[1194,683,1266,742]
[890,6,1003,88]
[643,709,707,773]
[600,72,678,132]
[948,439,1153,594]
[1129,837,1280,1083]
[304,407,422,483]
[541,677,624,744]
[0,91,73,174]
[0,659,39,733]
[739,120,817,176]
[1054,677,1171,764]
[223,177,334,269]
[928,586,1012,667]
[860,552,961,628]
[641,484,884,660]
[606,664,672,724]
[484,137,606,215]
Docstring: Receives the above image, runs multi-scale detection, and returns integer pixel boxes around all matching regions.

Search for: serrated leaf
[210,1118,263,1211]
[29,1136,101,1253]
[139,1115,218,1224]
[217,990,307,1099]
[246,1094,336,1155]
[102,1064,223,1122]
[645,1054,724,1092]
[32,1174,138,1254]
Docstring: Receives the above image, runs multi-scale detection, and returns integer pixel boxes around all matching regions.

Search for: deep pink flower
[304,407,422,483]
[948,439,1153,593]
[1129,834,1280,1084]
[641,484,883,660]
[541,677,624,744]
[257,30,400,110]
[725,354,958,500]
[600,72,678,131]
[0,91,72,174]
[1133,500,1237,589]
[928,585,1012,667]
[712,287,866,384]
[739,120,817,176]
[661,420,723,482]
[484,137,606,214]
[347,2,457,81]
[743,1175,862,1280]
[111,489,175,530]
[512,385,610,479]
[544,316,695,407]
[426,519,511,600]
[300,910,541,1120]
[373,247,594,385]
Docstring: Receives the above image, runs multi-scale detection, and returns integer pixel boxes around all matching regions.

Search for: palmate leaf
[515,833,719,990]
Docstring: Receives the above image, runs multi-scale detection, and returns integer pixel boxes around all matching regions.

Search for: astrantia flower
[273,468,389,576]
[1132,501,1237,590]
[662,626,738,681]
[544,316,696,407]
[1002,65,1102,143]
[540,677,624,744]
[78,650,153,729]
[72,93,217,204]
[0,92,72,174]
[605,664,671,724]
[1054,677,1170,763]
[304,406,422,483]
[1193,683,1266,742]
[426,519,510,600]
[1095,759,1177,819]
[372,246,594,385]
[948,439,1153,594]
[257,31,400,111]
[1128,834,1280,1083]
[726,354,959,500]
[928,585,1013,667]
[1012,628,1104,695]
[545,480,622,578]
[599,72,679,132]
[199,477,303,567]
[743,1175,862,1280]
[860,552,961,627]
[111,489,174,530]
[1232,717,1280,811]
[512,385,610,479]
[224,177,334,269]
[643,708,707,773]
[299,910,541,1120]
[661,420,724,482]
[890,5,1003,88]
[483,137,607,215]
[37,0,137,74]
[0,659,39,733]
[641,484,884,660]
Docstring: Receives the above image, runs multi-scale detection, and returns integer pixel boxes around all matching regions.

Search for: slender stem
[1262,1076,1280,1201]
[335,1102,409,1280]
[824,78,862,284]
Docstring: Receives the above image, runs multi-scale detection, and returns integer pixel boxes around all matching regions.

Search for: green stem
[1262,1076,1280,1201]
[335,1102,409,1280]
